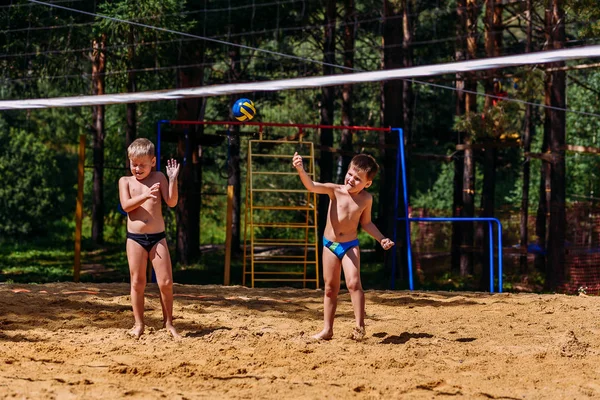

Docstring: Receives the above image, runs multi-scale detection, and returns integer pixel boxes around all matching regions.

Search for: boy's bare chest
[334,192,364,216]
[129,179,160,205]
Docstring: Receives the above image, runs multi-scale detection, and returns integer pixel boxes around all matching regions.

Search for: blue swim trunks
[323,237,359,260]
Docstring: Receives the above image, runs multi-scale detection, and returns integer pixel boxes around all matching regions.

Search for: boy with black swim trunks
[293,152,394,340]
[118,138,180,339]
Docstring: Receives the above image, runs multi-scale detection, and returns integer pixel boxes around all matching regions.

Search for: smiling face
[344,166,372,194]
[129,155,156,181]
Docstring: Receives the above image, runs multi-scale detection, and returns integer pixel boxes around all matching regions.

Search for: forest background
[1,0,600,293]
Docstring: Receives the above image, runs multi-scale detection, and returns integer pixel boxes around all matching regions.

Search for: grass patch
[2,238,529,292]
[0,239,396,288]
[0,239,245,286]
[0,239,130,283]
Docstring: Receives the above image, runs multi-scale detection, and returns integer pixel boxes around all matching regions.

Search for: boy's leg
[126,239,148,338]
[312,249,341,340]
[150,239,180,339]
[341,247,365,335]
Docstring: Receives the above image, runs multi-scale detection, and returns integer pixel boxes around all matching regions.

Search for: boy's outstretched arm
[292,152,335,195]
[359,197,395,250]
[162,158,180,207]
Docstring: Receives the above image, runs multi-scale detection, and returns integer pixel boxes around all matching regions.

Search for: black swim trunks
[126,231,166,252]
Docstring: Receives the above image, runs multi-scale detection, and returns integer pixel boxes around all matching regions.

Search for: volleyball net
[4,0,600,290]
[2,46,600,110]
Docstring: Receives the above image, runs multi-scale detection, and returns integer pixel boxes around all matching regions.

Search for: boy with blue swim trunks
[293,152,394,340]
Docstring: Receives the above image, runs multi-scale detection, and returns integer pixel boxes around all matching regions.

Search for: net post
[393,127,414,290]
[392,129,400,289]
[489,221,494,293]
[74,134,85,283]
[495,218,504,293]
[224,185,234,285]
[156,120,167,171]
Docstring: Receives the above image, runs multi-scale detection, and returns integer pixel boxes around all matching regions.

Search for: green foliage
[411,162,455,212]
[568,0,600,39]
[565,70,600,201]
[96,0,194,91]
[453,100,521,143]
[0,127,76,237]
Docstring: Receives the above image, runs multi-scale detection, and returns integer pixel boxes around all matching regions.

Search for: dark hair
[349,154,379,180]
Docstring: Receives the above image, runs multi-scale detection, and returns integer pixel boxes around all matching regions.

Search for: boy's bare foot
[311,329,333,341]
[128,324,144,339]
[350,326,366,341]
[164,323,182,340]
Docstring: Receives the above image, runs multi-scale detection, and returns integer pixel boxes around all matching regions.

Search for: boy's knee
[158,278,173,290]
[324,285,338,298]
[131,279,146,292]
[346,279,363,292]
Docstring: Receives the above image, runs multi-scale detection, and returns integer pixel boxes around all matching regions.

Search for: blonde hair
[127,138,155,159]
[350,154,379,180]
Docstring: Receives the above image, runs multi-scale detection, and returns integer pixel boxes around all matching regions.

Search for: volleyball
[232,98,256,121]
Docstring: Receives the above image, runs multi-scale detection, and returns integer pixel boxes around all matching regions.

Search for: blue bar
[393,128,504,293]
[400,217,503,293]
[489,222,494,293]
[397,128,414,291]
[391,128,402,289]
[156,121,163,172]
[497,220,503,291]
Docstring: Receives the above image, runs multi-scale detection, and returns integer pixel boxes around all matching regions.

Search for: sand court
[1,282,600,399]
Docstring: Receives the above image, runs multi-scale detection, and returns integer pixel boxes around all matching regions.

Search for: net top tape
[2,46,599,110]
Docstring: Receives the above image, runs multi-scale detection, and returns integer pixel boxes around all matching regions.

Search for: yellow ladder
[243,139,320,288]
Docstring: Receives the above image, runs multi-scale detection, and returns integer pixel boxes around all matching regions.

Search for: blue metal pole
[156,121,164,172]
[392,128,401,289]
[489,221,494,293]
[396,128,414,291]
[406,217,503,293]
[496,219,503,293]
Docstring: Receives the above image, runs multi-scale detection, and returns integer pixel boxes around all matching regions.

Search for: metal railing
[391,127,503,293]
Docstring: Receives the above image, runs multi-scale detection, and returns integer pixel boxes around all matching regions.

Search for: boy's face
[344,165,372,194]
[129,155,156,181]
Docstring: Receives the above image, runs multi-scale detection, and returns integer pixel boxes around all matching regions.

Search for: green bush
[0,128,76,237]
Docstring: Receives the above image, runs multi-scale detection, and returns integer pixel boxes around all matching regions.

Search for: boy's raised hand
[380,238,395,250]
[292,152,304,170]
[166,158,180,181]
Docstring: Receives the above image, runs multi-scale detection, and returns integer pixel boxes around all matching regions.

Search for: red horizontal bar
[165,120,393,132]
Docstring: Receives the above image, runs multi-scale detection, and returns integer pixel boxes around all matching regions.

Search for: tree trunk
[318,0,336,257]
[175,44,204,264]
[227,132,241,254]
[402,0,414,164]
[535,83,551,273]
[381,0,404,282]
[339,0,355,182]
[478,0,502,290]
[452,0,467,274]
[91,34,106,245]
[227,35,242,255]
[227,104,242,254]
[545,0,566,291]
[126,25,137,162]
[519,0,534,274]
[460,0,479,277]
[535,7,554,274]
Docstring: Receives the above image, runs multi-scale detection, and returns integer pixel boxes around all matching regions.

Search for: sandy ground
[1,283,600,399]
